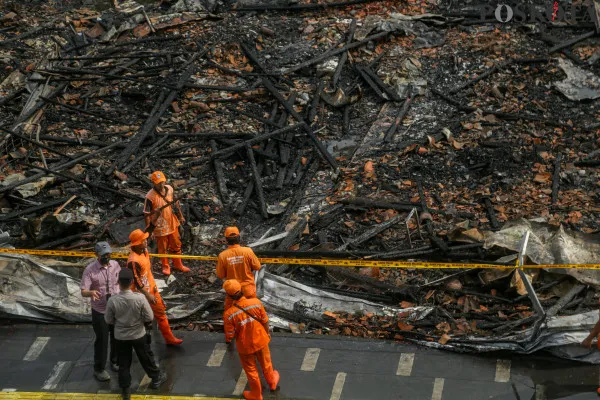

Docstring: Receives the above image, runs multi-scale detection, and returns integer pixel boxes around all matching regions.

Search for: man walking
[81,241,120,381]
[127,228,183,345]
[216,227,262,310]
[144,170,190,275]
[105,268,167,400]
[224,279,279,400]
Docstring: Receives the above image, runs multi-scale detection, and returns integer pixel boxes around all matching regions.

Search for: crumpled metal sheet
[484,218,600,286]
[554,58,600,101]
[409,310,600,363]
[257,269,432,322]
[0,254,90,322]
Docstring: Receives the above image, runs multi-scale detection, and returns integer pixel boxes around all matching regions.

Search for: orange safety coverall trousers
[216,244,262,310]
[144,185,186,271]
[224,297,278,400]
[127,250,181,344]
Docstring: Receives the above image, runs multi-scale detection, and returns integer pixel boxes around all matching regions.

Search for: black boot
[122,388,131,400]
[149,372,167,389]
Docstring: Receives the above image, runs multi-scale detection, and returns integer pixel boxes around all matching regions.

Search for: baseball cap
[95,241,112,256]
[129,229,149,246]
[118,268,134,281]
[223,279,242,296]
[224,226,240,238]
[151,171,166,185]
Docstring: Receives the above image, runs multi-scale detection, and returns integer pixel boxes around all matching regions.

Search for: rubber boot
[243,390,263,400]
[161,259,170,276]
[157,317,183,345]
[172,257,190,273]
[269,370,280,391]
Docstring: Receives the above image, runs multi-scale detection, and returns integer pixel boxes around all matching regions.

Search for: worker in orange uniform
[582,303,600,394]
[216,227,262,310]
[127,229,183,345]
[144,171,190,276]
[223,279,279,400]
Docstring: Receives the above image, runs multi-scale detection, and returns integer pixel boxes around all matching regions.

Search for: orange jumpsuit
[127,249,181,344]
[224,297,278,400]
[216,244,261,310]
[144,185,182,265]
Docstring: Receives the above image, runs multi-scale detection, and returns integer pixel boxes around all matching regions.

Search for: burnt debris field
[1,0,600,355]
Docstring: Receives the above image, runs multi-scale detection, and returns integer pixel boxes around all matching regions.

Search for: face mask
[100,254,111,265]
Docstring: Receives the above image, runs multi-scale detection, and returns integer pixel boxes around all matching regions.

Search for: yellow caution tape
[0,247,598,270]
[0,393,228,400]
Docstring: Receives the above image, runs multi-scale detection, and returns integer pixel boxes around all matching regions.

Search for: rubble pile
[1,0,600,356]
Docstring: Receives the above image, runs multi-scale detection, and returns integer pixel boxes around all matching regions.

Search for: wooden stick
[53,195,77,216]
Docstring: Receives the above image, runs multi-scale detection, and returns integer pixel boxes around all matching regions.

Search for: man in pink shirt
[81,241,121,381]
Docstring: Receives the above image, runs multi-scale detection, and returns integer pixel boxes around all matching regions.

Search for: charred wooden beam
[282,31,389,75]
[383,92,414,143]
[355,65,386,100]
[338,197,418,211]
[337,214,403,251]
[361,66,401,101]
[224,106,281,128]
[210,140,229,206]
[332,19,357,90]
[574,159,600,167]
[481,197,500,231]
[246,144,269,218]
[37,135,126,148]
[184,84,254,92]
[307,81,324,125]
[342,105,351,135]
[157,132,255,140]
[279,92,297,165]
[448,60,510,94]
[549,30,596,53]
[551,153,562,205]
[417,180,449,253]
[0,197,70,221]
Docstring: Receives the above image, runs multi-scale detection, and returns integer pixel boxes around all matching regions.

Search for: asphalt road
[0,324,599,399]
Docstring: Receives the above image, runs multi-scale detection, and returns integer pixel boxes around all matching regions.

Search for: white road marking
[42,361,71,390]
[300,348,321,371]
[206,343,227,367]
[23,337,50,361]
[431,378,445,400]
[330,372,346,400]
[495,359,511,383]
[137,374,152,392]
[396,353,415,376]
[535,384,546,400]
[232,370,248,396]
